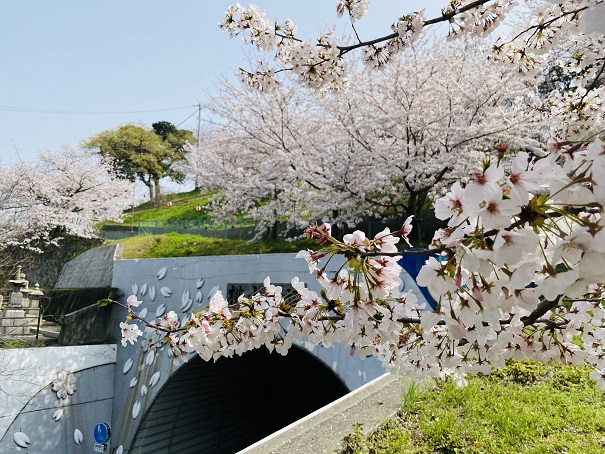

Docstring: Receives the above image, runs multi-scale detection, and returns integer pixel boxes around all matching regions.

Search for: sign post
[93,422,111,453]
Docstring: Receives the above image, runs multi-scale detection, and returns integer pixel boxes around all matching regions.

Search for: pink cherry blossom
[120,322,143,347]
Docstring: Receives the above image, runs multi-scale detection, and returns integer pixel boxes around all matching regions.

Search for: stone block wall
[0,295,40,336]
[1,309,28,336]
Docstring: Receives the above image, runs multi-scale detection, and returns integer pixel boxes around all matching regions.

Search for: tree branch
[337,0,493,55]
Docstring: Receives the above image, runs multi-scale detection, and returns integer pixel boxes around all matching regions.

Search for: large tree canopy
[84,122,194,201]
[187,37,545,241]
[0,147,131,250]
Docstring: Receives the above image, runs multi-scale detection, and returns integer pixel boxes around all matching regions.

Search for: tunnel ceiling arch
[129,346,349,454]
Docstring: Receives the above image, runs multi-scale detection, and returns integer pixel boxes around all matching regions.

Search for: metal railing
[99,220,258,240]
[98,218,445,243]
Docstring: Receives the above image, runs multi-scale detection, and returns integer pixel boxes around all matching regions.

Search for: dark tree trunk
[153,179,162,206]
[144,182,155,202]
[267,221,279,240]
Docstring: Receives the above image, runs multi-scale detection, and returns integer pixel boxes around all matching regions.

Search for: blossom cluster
[220,4,346,90]
[413,139,605,382]
[219,1,604,90]
[363,10,425,68]
[336,0,370,22]
[444,0,516,38]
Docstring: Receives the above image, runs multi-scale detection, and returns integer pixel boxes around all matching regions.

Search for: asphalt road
[239,373,407,454]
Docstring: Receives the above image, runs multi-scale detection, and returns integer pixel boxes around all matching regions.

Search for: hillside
[97,190,317,258]
[107,232,318,259]
[104,189,215,225]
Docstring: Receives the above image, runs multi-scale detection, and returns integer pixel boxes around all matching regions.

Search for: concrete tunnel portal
[128,345,349,454]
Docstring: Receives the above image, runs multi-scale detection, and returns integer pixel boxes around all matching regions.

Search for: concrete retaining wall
[54,244,119,289]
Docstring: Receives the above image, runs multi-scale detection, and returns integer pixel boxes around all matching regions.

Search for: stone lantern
[8,265,28,308]
[0,266,38,336]
[29,283,44,307]
[29,283,44,337]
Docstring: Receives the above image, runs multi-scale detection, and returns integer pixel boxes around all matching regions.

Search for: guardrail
[99,218,445,243]
[99,221,258,240]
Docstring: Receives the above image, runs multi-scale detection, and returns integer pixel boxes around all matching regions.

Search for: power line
[0,104,197,115]
[176,108,199,128]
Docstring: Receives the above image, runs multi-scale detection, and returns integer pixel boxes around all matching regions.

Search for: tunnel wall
[129,346,349,454]
[0,345,116,453]
[109,254,398,453]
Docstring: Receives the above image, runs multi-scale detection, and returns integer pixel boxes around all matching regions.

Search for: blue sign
[399,248,437,309]
[93,422,111,444]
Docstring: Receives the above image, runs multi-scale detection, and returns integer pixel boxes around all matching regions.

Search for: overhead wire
[0,105,197,115]
[176,108,200,128]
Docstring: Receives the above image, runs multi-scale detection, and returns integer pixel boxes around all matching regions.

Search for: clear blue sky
[0,1,442,167]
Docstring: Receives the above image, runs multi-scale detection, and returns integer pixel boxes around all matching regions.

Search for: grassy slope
[100,190,321,258]
[108,232,318,259]
[120,189,216,223]
[340,360,605,454]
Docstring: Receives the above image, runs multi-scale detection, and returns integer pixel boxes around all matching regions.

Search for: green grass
[340,360,605,454]
[123,190,217,223]
[98,190,217,229]
[0,338,58,349]
[107,232,318,259]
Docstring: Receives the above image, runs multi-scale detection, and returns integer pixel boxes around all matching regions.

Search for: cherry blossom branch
[337,0,493,55]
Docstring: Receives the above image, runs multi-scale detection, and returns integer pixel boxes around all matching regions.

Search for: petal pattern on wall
[145,349,155,367]
[13,432,31,449]
[132,400,141,419]
[149,371,161,388]
[52,409,64,422]
[123,358,133,374]
[155,303,167,317]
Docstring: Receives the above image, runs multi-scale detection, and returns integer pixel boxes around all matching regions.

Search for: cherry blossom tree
[186,83,322,239]
[188,36,545,241]
[116,1,605,389]
[305,36,546,240]
[0,146,132,250]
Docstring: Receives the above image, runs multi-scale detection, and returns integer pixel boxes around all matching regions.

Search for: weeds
[340,361,605,454]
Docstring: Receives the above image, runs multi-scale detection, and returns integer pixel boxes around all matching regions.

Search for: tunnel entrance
[129,345,349,453]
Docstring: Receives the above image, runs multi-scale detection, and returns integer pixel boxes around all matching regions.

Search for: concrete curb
[238,372,406,454]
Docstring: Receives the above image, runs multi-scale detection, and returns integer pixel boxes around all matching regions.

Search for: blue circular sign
[93,422,111,444]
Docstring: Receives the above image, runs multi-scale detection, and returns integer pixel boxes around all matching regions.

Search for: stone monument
[0,266,43,336]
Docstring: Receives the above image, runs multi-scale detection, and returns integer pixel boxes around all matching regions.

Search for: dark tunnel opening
[128,346,349,453]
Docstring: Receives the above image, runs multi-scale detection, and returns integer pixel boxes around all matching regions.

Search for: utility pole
[195,103,201,190]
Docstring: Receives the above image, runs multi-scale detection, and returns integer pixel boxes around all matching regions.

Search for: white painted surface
[0,344,116,439]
